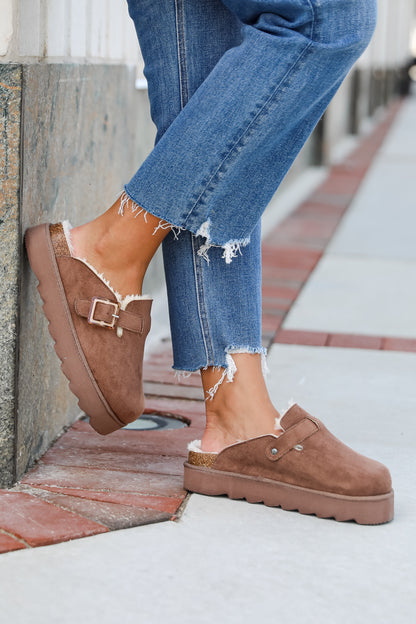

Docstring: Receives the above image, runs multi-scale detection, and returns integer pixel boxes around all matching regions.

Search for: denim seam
[191,233,214,366]
[174,0,189,109]
[182,44,314,227]
[305,0,316,41]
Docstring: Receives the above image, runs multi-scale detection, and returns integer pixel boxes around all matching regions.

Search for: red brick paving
[274,330,416,352]
[262,246,322,271]
[0,491,108,547]
[144,396,205,424]
[0,359,204,553]
[328,333,383,350]
[28,486,183,514]
[143,381,204,401]
[23,489,172,531]
[261,315,284,333]
[21,464,186,497]
[382,337,416,353]
[0,532,27,554]
[40,447,186,476]
[53,424,200,457]
[142,366,202,387]
[275,329,329,347]
[1,98,414,555]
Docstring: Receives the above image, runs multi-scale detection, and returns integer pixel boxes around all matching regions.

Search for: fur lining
[188,440,214,454]
[275,399,296,430]
[188,414,288,454]
[75,257,152,306]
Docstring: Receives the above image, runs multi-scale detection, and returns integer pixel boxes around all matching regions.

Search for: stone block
[0,491,108,546]
[0,62,157,487]
[0,533,26,554]
[30,485,183,514]
[0,64,21,488]
[41,446,186,476]
[21,464,186,497]
[25,489,172,530]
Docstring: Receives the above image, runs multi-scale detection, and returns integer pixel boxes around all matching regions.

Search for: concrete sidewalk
[1,96,415,623]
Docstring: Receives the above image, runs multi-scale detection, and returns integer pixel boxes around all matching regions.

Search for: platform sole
[184,462,394,525]
[25,223,125,435]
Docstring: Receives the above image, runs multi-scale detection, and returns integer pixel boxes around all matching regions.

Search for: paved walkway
[1,95,415,623]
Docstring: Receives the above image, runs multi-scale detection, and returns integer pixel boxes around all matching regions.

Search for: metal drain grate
[81,413,188,430]
[123,414,188,430]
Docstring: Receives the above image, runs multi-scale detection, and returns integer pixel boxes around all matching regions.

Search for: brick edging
[274,329,416,352]
[260,99,414,351]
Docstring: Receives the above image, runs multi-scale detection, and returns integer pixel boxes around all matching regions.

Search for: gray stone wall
[1,62,157,486]
[0,64,22,487]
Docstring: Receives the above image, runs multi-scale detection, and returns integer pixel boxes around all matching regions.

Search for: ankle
[70,220,146,296]
[200,423,238,454]
[70,221,101,260]
[201,405,282,453]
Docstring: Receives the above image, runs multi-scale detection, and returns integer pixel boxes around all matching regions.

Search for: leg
[163,224,279,452]
[124,0,378,250]
[72,0,377,288]
[129,0,280,447]
[156,0,377,452]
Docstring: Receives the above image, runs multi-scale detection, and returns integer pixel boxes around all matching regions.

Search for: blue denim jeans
[125,0,376,383]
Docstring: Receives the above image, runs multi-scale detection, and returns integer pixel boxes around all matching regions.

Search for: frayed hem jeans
[125,0,377,380]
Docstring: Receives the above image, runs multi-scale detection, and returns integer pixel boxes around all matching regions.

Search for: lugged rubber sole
[184,462,394,525]
[25,223,125,435]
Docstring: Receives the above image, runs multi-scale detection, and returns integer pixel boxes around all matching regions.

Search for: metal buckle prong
[87,297,120,329]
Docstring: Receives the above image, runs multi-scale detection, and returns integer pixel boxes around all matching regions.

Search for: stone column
[0,64,21,488]
[0,62,156,487]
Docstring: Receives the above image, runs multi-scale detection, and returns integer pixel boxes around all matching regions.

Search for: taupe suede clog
[184,404,394,524]
[25,222,152,434]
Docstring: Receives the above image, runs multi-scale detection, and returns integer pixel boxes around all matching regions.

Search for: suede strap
[266,417,319,462]
[75,298,144,333]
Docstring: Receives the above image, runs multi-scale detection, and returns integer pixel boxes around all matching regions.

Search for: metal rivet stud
[271,448,278,456]
[294,444,303,451]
